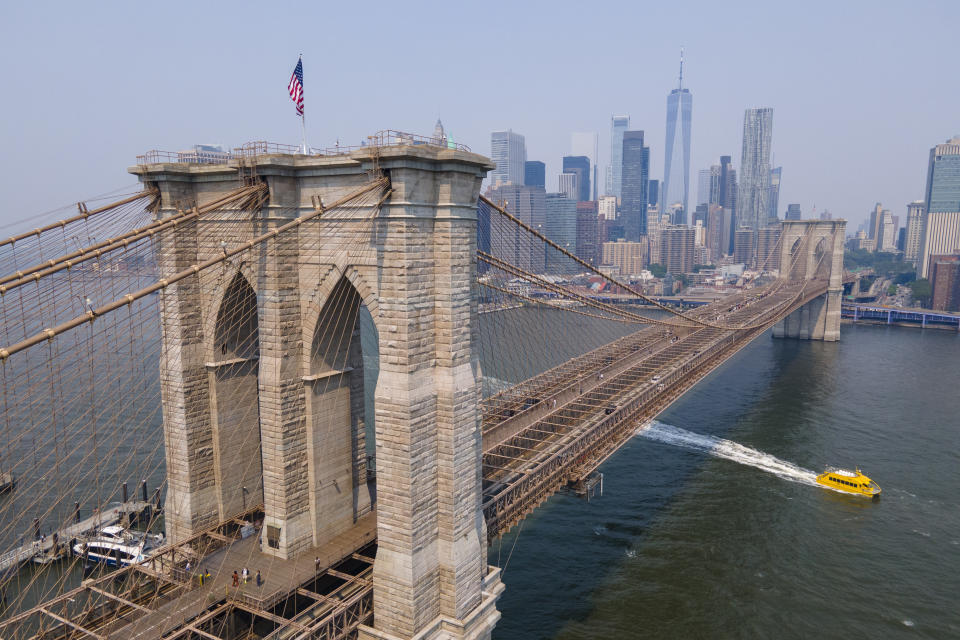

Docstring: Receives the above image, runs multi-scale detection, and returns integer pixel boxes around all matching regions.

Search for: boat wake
[636,421,819,487]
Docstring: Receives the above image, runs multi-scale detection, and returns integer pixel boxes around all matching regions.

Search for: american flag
[288,57,304,116]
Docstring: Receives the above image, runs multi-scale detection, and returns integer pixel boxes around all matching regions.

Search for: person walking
[232,571,239,587]
[256,569,263,587]
[242,567,249,583]
[315,556,321,572]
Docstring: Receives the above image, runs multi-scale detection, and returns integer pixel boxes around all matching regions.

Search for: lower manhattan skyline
[2,2,957,233]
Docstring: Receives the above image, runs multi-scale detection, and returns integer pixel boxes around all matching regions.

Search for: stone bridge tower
[773,219,847,341]
[132,144,502,640]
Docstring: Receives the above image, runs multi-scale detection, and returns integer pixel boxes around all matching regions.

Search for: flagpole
[300,53,308,154]
[301,112,308,155]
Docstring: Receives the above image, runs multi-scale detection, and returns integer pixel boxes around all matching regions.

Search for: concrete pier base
[773,288,842,341]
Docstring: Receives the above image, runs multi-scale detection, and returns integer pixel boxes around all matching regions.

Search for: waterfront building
[661,226,696,275]
[524,161,545,189]
[486,183,545,272]
[737,108,774,232]
[621,131,649,241]
[545,193,578,273]
[919,136,960,277]
[491,130,527,186]
[930,255,960,312]
[601,239,647,277]
[562,155,591,202]
[576,201,599,265]
[785,203,801,220]
[662,51,692,217]
[606,115,630,198]
[571,132,599,200]
[904,200,925,264]
[558,173,578,202]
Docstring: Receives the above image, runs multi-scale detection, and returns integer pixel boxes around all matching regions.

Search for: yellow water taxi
[816,467,881,498]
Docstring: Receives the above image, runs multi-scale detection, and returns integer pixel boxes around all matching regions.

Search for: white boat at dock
[73,525,164,568]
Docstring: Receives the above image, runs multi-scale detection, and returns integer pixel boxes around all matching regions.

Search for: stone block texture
[131,145,499,639]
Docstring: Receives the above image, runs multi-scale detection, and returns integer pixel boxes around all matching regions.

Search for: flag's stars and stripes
[288,57,304,116]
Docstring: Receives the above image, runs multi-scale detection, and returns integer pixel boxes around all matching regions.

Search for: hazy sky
[2,1,958,232]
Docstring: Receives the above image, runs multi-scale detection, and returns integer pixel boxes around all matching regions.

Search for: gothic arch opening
[305,276,378,547]
[210,273,263,520]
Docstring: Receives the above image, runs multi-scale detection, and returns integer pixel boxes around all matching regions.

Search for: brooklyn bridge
[0,133,845,639]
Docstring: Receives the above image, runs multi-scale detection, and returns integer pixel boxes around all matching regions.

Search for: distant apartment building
[606,115,630,198]
[490,130,527,186]
[734,228,756,266]
[576,201,599,266]
[558,173,578,202]
[598,195,618,221]
[571,132,599,200]
[485,184,545,272]
[757,226,781,271]
[904,200,925,264]
[661,226,696,275]
[621,131,650,241]
[524,161,545,189]
[919,136,960,277]
[562,155,591,202]
[601,239,647,277]
[544,193,578,273]
[177,144,231,163]
[930,255,960,312]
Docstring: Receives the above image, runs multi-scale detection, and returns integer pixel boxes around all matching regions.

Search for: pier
[0,500,155,579]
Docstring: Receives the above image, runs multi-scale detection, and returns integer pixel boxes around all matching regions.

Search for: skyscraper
[697,169,712,207]
[785,203,801,220]
[576,201,599,266]
[490,130,526,186]
[545,193,578,273]
[621,131,649,241]
[718,155,738,254]
[524,161,545,189]
[647,180,659,211]
[919,136,960,277]
[904,200,925,264]
[662,50,692,216]
[571,132,599,200]
[562,156,591,202]
[737,108,774,232]
[606,116,630,198]
[768,167,782,222]
[486,184,545,272]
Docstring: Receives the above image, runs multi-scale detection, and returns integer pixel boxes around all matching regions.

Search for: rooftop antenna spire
[678,47,684,90]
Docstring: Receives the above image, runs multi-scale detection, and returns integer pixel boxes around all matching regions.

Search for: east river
[489,320,960,639]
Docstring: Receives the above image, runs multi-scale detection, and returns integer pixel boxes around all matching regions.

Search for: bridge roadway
[2,279,829,640]
[480,276,829,538]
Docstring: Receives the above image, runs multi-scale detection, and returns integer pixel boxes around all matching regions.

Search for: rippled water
[491,323,960,639]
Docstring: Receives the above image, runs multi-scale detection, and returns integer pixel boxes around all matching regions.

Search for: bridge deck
[480,278,828,538]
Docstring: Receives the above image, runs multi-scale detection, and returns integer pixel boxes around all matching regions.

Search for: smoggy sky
[2,1,957,233]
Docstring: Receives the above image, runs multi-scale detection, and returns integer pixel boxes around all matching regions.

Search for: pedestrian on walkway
[242,567,249,583]
[232,571,239,587]
[315,556,321,572]
[256,569,263,587]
